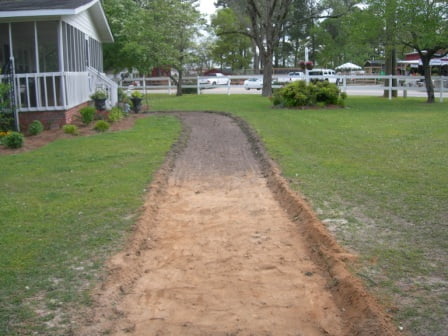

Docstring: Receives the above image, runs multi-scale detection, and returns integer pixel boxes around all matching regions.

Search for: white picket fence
[120,74,448,102]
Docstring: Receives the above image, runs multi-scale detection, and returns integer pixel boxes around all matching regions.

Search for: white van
[308,69,337,84]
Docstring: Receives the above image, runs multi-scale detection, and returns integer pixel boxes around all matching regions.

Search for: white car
[275,71,305,83]
[243,77,263,90]
[199,73,230,86]
[308,69,338,83]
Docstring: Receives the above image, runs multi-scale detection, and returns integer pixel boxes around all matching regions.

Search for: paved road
[143,85,440,99]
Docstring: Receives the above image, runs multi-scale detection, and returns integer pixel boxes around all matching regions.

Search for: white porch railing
[0,70,118,112]
[87,66,118,108]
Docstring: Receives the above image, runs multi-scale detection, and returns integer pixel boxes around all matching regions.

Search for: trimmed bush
[80,106,96,125]
[0,113,14,132]
[3,131,24,148]
[108,107,124,122]
[181,87,197,94]
[28,120,44,136]
[93,120,110,132]
[63,124,79,135]
[272,80,346,108]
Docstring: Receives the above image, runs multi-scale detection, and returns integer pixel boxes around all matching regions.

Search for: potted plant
[90,89,108,110]
[305,61,314,70]
[130,91,143,113]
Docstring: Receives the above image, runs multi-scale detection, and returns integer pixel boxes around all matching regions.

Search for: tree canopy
[103,0,204,95]
[103,0,448,101]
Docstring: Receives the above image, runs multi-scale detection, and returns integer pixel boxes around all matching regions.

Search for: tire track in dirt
[76,112,399,336]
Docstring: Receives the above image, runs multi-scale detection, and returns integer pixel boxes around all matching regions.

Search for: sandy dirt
[73,112,400,336]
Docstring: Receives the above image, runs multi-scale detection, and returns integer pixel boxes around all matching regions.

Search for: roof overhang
[0,0,113,43]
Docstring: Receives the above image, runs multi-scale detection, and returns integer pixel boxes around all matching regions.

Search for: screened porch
[0,20,117,112]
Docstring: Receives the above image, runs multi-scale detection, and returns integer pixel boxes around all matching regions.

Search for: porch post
[58,21,67,107]
[34,22,39,73]
[8,24,20,131]
[34,21,42,107]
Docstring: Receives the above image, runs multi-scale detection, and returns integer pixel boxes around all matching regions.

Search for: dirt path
[76,112,398,336]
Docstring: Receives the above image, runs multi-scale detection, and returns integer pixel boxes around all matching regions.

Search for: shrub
[28,120,44,136]
[63,124,79,135]
[90,89,108,100]
[3,131,24,148]
[0,130,11,144]
[108,107,124,122]
[118,88,127,103]
[271,80,346,108]
[181,87,197,94]
[80,106,96,125]
[93,120,110,132]
[0,112,13,132]
[130,90,143,99]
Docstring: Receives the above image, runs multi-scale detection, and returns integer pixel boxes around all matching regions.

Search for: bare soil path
[76,112,398,336]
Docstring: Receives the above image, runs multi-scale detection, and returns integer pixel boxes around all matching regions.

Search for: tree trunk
[173,69,183,96]
[422,59,435,103]
[262,50,273,97]
[252,40,259,73]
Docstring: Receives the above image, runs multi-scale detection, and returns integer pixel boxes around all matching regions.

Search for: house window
[0,23,9,73]
[36,21,59,72]
[11,22,37,73]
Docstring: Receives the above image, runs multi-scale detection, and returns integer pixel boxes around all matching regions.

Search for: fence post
[197,76,200,95]
[227,79,231,95]
[343,76,347,93]
[388,75,392,100]
[168,78,171,95]
[439,76,444,103]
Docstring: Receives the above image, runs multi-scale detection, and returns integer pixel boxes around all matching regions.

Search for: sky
[198,0,217,20]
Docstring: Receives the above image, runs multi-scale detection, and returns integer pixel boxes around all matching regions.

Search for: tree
[217,0,293,96]
[396,0,448,103]
[103,0,204,96]
[159,0,205,95]
[102,0,143,72]
[211,8,253,71]
[245,0,293,96]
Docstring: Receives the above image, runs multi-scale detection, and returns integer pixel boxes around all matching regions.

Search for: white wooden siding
[62,9,100,41]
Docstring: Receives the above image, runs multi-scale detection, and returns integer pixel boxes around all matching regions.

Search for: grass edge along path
[0,115,181,335]
[150,94,448,336]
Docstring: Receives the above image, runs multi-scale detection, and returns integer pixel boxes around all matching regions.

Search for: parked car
[308,69,338,84]
[199,73,231,85]
[243,77,263,90]
[275,71,305,83]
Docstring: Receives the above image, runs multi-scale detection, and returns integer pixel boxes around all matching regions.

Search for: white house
[0,0,117,130]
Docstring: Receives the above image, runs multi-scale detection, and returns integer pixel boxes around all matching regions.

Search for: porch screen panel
[89,37,103,72]
[0,23,9,73]
[37,22,59,72]
[62,22,87,72]
[11,22,37,73]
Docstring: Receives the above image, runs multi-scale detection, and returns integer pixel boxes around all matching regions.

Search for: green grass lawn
[150,94,448,336]
[0,115,181,335]
[1,95,447,335]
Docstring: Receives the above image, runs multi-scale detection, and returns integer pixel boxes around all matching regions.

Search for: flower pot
[94,98,107,110]
[131,97,142,113]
